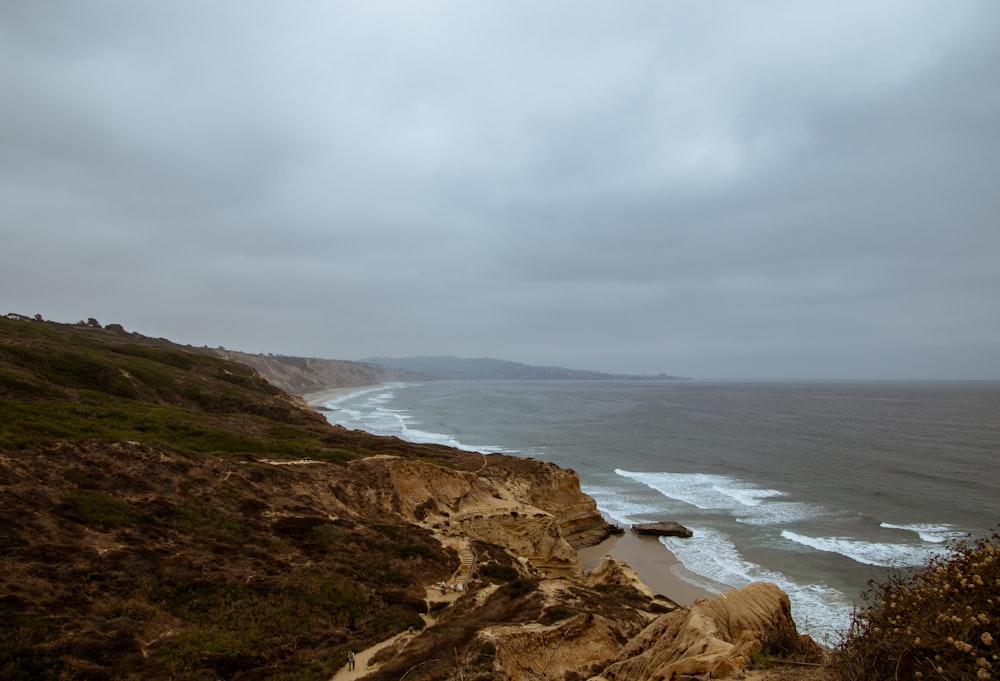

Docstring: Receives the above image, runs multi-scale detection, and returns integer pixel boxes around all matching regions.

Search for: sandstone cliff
[210,349,425,395]
[337,453,613,578]
[593,582,824,681]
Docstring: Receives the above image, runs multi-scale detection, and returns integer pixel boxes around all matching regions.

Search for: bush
[397,542,433,559]
[541,605,572,624]
[63,489,137,528]
[502,577,537,599]
[832,529,999,681]
[478,563,519,583]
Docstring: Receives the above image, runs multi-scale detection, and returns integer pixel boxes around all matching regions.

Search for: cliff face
[211,350,382,394]
[479,455,615,548]
[337,454,612,578]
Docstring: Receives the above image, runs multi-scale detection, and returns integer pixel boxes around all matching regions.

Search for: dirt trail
[329,628,413,680]
[329,586,462,680]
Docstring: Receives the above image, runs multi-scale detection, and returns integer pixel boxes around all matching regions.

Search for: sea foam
[321,383,516,454]
[780,530,944,567]
[615,469,822,525]
[880,522,965,544]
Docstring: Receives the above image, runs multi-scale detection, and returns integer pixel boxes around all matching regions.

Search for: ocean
[315,379,1000,644]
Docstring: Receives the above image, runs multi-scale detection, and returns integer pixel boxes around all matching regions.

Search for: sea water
[317,379,1000,644]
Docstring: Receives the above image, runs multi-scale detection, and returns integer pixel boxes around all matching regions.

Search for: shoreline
[301,385,716,607]
[578,531,717,606]
[303,385,381,407]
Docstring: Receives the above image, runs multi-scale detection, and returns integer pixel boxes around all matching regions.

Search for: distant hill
[361,355,687,381]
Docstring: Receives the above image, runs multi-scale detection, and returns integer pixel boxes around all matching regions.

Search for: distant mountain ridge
[361,355,687,381]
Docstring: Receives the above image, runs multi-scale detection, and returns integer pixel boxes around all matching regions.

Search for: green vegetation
[0,316,467,679]
[501,577,538,598]
[167,507,246,543]
[63,489,138,528]
[478,562,520,583]
[832,529,1000,680]
[0,395,346,458]
[541,605,572,624]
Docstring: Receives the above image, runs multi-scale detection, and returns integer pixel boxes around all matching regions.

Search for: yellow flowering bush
[832,529,999,680]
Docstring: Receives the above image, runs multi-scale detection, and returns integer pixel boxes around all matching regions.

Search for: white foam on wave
[781,530,943,567]
[880,522,965,544]
[320,384,515,454]
[581,485,661,527]
[664,527,851,645]
[615,469,822,525]
[714,485,786,507]
[321,384,389,407]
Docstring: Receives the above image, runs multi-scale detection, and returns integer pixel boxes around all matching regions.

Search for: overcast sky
[2,1,998,379]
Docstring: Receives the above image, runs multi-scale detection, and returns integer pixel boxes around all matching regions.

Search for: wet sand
[303,385,379,407]
[578,531,717,606]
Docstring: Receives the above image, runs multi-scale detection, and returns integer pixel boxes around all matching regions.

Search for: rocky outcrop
[341,454,600,578]
[584,556,655,598]
[631,521,693,538]
[592,582,823,681]
[484,614,636,681]
[480,455,616,549]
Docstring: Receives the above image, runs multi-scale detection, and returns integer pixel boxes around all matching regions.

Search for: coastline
[303,384,715,607]
[303,385,380,407]
[578,531,716,606]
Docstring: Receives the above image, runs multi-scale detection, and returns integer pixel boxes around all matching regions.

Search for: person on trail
[348,650,355,670]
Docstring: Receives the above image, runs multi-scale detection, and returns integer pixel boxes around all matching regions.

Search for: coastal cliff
[210,349,424,395]
[0,316,821,680]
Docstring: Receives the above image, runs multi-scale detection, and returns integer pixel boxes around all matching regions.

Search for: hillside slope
[0,316,817,681]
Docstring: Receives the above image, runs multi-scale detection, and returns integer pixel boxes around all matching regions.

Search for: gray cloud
[2,1,998,378]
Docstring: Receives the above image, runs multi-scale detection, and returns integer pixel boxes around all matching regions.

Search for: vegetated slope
[0,317,662,681]
[0,316,478,679]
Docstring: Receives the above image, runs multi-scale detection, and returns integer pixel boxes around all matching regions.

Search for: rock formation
[338,453,614,579]
[631,520,693,538]
[592,581,824,681]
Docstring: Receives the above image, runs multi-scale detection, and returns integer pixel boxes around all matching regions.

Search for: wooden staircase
[452,541,478,589]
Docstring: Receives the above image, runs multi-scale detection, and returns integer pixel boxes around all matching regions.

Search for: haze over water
[320,379,1000,644]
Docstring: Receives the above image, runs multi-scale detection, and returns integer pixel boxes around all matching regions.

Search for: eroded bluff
[340,452,615,576]
[335,453,823,681]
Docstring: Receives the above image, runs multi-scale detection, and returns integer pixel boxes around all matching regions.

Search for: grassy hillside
[0,316,483,680]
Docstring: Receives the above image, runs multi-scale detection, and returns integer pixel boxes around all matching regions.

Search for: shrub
[63,489,137,528]
[832,529,999,681]
[502,577,537,599]
[397,542,433,559]
[541,605,572,624]
[168,507,245,542]
[478,563,519,583]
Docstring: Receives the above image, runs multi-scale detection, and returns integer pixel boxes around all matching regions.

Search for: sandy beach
[303,385,379,407]
[578,531,716,606]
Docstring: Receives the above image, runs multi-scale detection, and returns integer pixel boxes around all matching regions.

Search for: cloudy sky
[2,1,998,379]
